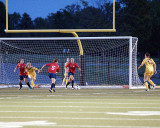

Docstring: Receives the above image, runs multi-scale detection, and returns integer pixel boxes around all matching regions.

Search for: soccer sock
[31,80,34,86]
[19,82,22,88]
[62,78,65,85]
[72,80,74,88]
[51,83,55,90]
[144,82,149,89]
[26,82,31,88]
[66,78,68,84]
[66,82,70,87]
[149,80,155,86]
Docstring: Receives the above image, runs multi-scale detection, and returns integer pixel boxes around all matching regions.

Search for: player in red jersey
[14,58,32,90]
[65,58,81,89]
[40,58,60,93]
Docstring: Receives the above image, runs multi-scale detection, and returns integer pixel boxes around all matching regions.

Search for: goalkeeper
[26,62,40,88]
[62,58,69,86]
[138,53,157,91]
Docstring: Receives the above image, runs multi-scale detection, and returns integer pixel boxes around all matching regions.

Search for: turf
[0,88,160,128]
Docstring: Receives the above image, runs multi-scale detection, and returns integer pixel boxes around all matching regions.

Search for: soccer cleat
[152,84,156,90]
[19,86,22,90]
[35,85,40,88]
[29,86,32,90]
[49,89,53,93]
[148,84,151,89]
[145,89,149,92]
[72,87,75,90]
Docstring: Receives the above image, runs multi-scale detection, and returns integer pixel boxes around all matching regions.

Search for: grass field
[0,88,160,128]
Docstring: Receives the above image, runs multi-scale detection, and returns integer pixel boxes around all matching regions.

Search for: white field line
[1,101,160,105]
[0,95,159,98]
[0,105,159,109]
[0,121,56,128]
[27,124,160,128]
[1,98,160,102]
[0,111,105,114]
[106,111,160,116]
[0,116,160,121]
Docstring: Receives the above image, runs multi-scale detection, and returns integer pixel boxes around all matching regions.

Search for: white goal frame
[0,36,143,89]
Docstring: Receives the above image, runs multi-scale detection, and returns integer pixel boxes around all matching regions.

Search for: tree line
[0,0,160,57]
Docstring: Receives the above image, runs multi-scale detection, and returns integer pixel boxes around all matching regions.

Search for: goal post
[5,0,116,33]
[0,37,143,88]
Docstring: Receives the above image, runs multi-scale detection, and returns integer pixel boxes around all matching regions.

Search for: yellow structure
[5,0,116,33]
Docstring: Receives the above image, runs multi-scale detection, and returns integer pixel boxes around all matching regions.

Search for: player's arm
[25,67,28,73]
[65,63,70,68]
[153,60,157,74]
[56,66,60,74]
[14,65,18,72]
[33,67,40,73]
[154,63,157,74]
[40,65,46,72]
[40,64,49,72]
[75,63,81,71]
[138,60,145,69]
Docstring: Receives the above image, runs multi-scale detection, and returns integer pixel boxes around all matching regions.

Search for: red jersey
[16,63,27,76]
[66,62,79,74]
[45,63,59,73]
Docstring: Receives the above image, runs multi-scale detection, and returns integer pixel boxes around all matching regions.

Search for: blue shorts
[19,75,28,80]
[48,73,56,79]
[68,72,74,77]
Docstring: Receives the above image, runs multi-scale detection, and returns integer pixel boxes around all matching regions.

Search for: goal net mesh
[0,37,142,87]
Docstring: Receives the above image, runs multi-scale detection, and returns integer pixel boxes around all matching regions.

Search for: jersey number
[51,66,55,70]
[148,60,152,65]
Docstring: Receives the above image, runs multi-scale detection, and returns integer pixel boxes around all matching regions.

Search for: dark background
[0,0,160,58]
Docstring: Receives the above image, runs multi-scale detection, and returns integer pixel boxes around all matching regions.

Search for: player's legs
[66,76,69,84]
[30,74,36,87]
[48,73,56,93]
[66,73,74,88]
[62,74,68,85]
[24,76,32,89]
[29,75,34,87]
[148,75,156,89]
[62,77,66,85]
[66,72,72,88]
[19,78,23,90]
[144,75,149,91]
[50,78,56,92]
[70,75,75,89]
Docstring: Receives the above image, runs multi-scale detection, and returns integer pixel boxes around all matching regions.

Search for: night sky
[0,0,111,20]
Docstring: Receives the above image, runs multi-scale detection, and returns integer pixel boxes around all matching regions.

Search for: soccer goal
[0,37,143,89]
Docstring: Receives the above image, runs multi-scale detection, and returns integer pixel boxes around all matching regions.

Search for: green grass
[0,88,160,128]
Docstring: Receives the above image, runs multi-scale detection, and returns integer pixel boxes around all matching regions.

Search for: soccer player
[62,58,69,86]
[138,53,157,91]
[65,58,81,89]
[40,58,59,93]
[26,62,40,88]
[14,58,32,90]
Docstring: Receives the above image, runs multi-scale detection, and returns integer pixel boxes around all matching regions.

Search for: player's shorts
[28,73,37,80]
[64,73,68,77]
[19,75,28,80]
[144,71,154,78]
[68,72,74,77]
[48,73,56,79]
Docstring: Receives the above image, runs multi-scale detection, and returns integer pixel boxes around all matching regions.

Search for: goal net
[0,37,143,89]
